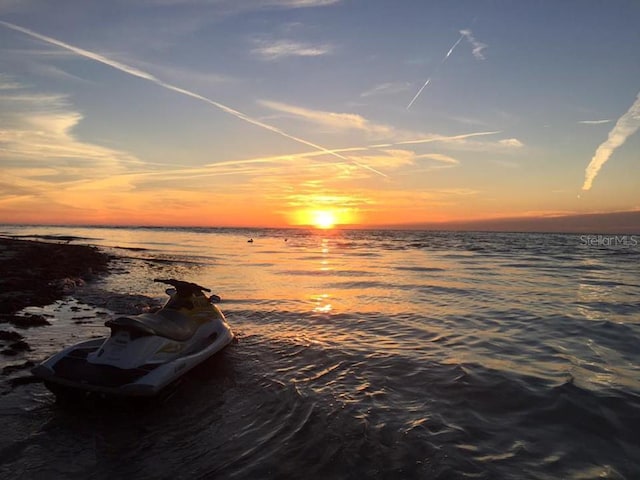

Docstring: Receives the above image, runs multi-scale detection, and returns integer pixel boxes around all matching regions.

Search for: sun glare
[289,204,358,229]
[312,210,336,229]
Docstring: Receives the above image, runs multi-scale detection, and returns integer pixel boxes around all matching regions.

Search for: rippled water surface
[1,226,639,479]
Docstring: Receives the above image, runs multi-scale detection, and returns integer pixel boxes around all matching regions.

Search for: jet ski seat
[105,309,200,342]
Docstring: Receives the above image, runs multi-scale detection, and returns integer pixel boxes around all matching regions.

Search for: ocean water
[1,225,639,479]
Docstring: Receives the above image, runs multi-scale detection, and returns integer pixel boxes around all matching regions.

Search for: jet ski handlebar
[154,279,211,295]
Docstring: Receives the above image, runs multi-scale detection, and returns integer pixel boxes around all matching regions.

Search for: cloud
[345,149,419,171]
[141,0,340,8]
[419,153,460,165]
[498,138,524,148]
[259,99,395,138]
[0,94,141,172]
[582,90,640,191]
[413,134,524,154]
[395,130,502,146]
[270,0,340,6]
[578,119,612,125]
[0,85,147,218]
[252,39,333,60]
[117,122,504,188]
[460,29,487,60]
[360,82,411,98]
[0,74,23,90]
[0,21,387,177]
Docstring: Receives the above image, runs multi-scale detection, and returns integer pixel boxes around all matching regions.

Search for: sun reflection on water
[312,293,333,313]
[313,239,334,312]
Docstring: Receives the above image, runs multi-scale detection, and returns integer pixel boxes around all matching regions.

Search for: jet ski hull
[33,322,233,397]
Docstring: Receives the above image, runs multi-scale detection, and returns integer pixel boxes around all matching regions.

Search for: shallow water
[1,226,639,479]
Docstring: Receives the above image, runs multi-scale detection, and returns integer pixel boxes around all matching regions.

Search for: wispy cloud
[460,29,487,60]
[143,0,341,9]
[0,96,141,171]
[582,90,640,191]
[419,153,460,165]
[259,99,395,137]
[252,39,333,60]
[0,73,23,90]
[258,101,511,158]
[498,138,524,148]
[360,82,411,98]
[578,119,612,125]
[0,84,145,217]
[0,21,386,177]
[442,136,525,154]
[270,0,341,7]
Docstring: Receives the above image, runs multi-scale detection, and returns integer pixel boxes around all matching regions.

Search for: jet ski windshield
[154,278,212,309]
[154,278,210,296]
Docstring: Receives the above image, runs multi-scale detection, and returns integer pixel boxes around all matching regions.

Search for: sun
[312,210,336,229]
[288,205,358,229]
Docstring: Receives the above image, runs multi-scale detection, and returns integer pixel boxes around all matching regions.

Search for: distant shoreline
[1,209,638,234]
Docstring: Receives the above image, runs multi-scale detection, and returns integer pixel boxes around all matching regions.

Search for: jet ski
[32,279,234,398]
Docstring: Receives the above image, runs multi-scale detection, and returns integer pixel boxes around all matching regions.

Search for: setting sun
[312,210,336,229]
[288,203,358,229]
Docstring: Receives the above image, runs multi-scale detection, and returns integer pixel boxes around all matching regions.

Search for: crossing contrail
[0,20,387,177]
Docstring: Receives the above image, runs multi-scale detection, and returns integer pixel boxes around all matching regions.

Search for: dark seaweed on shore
[0,238,112,315]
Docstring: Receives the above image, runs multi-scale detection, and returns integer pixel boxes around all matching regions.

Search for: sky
[0,0,639,229]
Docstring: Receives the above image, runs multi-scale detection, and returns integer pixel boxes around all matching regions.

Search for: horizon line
[2,210,639,235]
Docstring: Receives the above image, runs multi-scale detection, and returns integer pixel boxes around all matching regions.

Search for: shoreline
[0,237,112,316]
[0,237,113,386]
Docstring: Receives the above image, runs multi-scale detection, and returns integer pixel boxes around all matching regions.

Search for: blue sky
[0,0,638,227]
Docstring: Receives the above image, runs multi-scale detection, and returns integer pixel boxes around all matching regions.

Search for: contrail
[396,130,500,145]
[406,33,464,110]
[406,78,431,110]
[0,20,387,178]
[444,34,464,60]
[202,130,502,167]
[582,90,640,191]
[407,29,487,110]
[70,129,504,188]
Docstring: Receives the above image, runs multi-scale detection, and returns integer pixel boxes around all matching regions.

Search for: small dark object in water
[247,238,254,243]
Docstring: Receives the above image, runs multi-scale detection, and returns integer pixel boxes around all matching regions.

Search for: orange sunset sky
[0,2,639,230]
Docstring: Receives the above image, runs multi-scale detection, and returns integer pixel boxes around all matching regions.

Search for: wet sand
[0,237,112,384]
[0,237,111,315]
